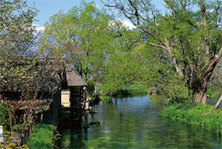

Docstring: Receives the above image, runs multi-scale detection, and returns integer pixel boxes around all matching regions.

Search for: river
[59,96,222,148]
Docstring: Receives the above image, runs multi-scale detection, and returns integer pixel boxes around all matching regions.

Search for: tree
[39,1,114,85]
[0,0,37,56]
[0,0,38,81]
[1,57,65,144]
[101,0,222,103]
[102,29,147,92]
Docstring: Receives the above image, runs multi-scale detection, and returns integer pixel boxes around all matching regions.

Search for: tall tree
[0,0,38,81]
[39,1,114,84]
[102,29,147,92]
[102,0,222,103]
[0,0,37,56]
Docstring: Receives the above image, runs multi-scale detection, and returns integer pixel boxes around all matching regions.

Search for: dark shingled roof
[66,71,87,86]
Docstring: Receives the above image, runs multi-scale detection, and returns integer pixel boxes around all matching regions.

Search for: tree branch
[204,47,222,79]
[164,42,184,77]
[131,40,166,50]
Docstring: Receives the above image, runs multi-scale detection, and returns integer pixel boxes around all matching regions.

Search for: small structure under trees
[64,66,87,128]
[0,57,87,144]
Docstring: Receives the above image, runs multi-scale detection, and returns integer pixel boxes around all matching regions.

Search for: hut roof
[66,71,87,86]
[0,57,66,94]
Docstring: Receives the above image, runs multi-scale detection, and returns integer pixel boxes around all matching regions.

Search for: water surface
[59,96,222,148]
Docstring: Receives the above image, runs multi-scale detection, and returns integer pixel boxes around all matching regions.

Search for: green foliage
[26,124,54,149]
[90,84,148,104]
[207,89,220,98]
[0,130,29,149]
[89,93,101,105]
[39,1,114,83]
[114,84,148,97]
[0,103,9,128]
[103,0,222,103]
[160,103,222,134]
[101,84,148,98]
[102,34,149,93]
[150,94,167,103]
[0,0,38,84]
[87,79,96,96]
[100,94,112,103]
[0,0,37,56]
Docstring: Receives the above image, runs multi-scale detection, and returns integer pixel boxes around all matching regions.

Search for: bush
[100,95,112,102]
[0,130,28,149]
[207,89,220,98]
[160,103,222,134]
[110,84,148,97]
[0,103,9,128]
[26,124,54,149]
[89,93,101,105]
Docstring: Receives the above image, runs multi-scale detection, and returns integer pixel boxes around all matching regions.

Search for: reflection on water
[59,96,222,148]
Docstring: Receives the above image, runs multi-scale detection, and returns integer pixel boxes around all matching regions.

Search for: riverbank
[207,89,221,98]
[90,84,148,104]
[160,103,222,134]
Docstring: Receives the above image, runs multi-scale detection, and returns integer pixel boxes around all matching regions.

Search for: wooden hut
[61,71,87,107]
[0,58,88,129]
[0,58,66,126]
[65,69,87,128]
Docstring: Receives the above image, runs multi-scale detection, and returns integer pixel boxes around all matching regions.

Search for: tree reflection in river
[59,96,222,148]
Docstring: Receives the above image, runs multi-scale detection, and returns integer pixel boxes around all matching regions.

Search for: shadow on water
[59,96,222,148]
[59,129,88,148]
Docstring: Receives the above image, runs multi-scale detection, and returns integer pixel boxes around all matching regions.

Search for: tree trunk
[192,78,208,104]
[193,89,207,104]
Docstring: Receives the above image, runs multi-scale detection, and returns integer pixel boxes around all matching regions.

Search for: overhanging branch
[204,47,222,79]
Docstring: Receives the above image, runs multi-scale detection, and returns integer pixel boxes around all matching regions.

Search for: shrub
[110,84,148,97]
[26,124,54,149]
[100,95,112,102]
[160,103,222,134]
[0,132,29,149]
[207,89,220,98]
[0,103,9,128]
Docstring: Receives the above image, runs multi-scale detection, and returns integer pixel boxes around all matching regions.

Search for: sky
[26,0,166,30]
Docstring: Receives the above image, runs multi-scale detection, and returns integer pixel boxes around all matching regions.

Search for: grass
[160,103,222,134]
[112,84,148,97]
[89,84,149,104]
[207,89,220,98]
[26,124,54,149]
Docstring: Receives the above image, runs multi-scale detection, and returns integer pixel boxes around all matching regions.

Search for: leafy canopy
[102,0,222,103]
[39,1,114,83]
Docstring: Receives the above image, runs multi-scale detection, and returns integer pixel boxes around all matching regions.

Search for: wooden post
[83,86,86,103]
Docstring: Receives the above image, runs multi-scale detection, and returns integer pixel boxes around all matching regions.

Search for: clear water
[59,96,222,148]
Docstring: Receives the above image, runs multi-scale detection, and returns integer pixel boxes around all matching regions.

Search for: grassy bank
[90,84,148,104]
[160,103,222,134]
[111,84,148,97]
[26,124,55,149]
[207,89,220,98]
